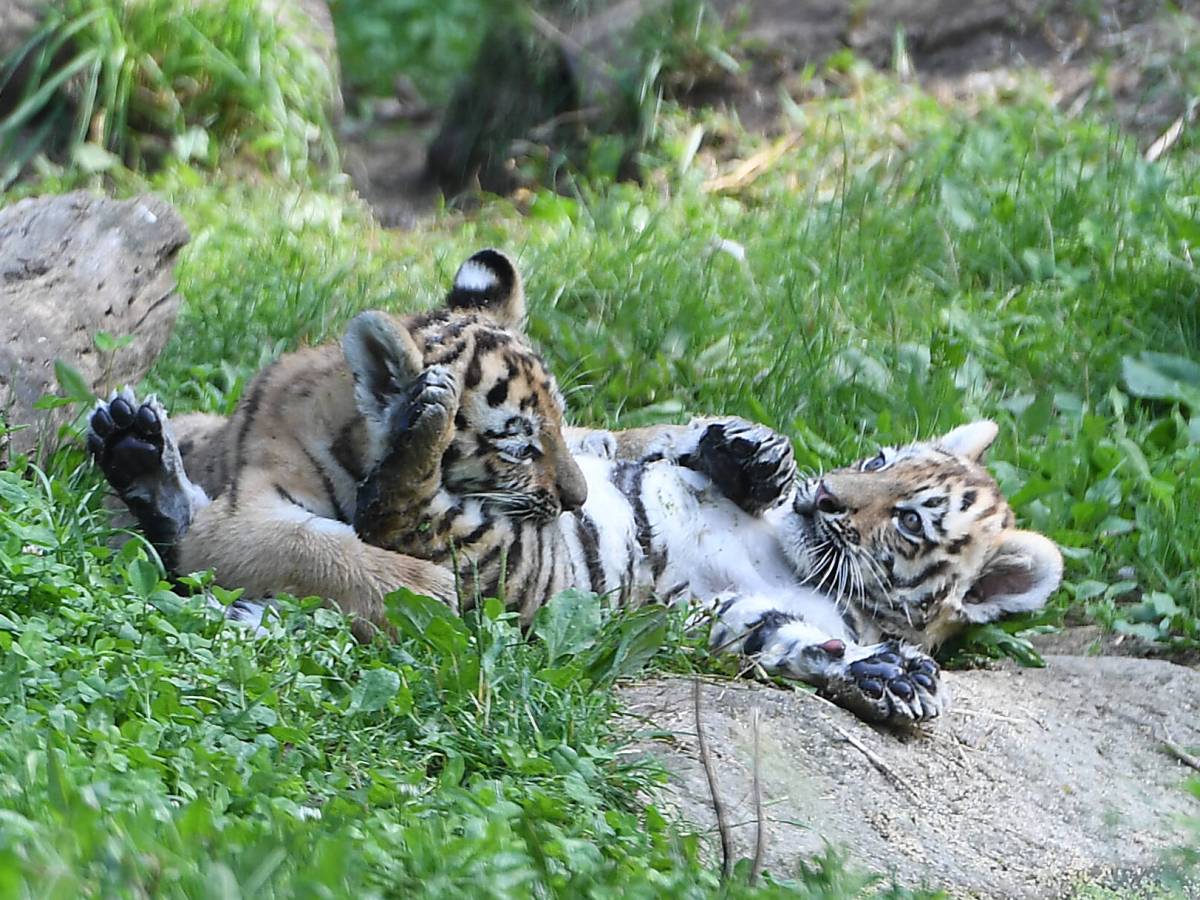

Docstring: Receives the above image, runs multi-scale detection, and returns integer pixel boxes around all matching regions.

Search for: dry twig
[1162,727,1200,773]
[749,706,766,886]
[825,717,920,802]
[790,689,922,802]
[693,678,734,880]
[702,134,801,194]
[1145,99,1199,163]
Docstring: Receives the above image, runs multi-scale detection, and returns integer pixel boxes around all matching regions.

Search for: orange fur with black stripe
[92,251,586,642]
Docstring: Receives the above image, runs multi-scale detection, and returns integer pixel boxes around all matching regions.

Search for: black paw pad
[907,656,939,694]
[836,640,943,724]
[859,677,884,699]
[88,397,166,492]
[692,419,796,515]
[109,396,135,428]
[135,403,161,435]
[848,658,904,682]
[890,677,915,701]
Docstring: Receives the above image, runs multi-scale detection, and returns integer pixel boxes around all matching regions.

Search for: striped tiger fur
[89,250,1062,726]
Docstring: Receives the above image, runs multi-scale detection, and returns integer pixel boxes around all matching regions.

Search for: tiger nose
[557,460,588,512]
[814,481,844,514]
[559,476,587,512]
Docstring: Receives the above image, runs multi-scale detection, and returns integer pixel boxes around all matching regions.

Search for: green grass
[0,0,337,189]
[3,30,1200,898]
[329,0,489,104]
[0,447,917,896]
[140,72,1199,651]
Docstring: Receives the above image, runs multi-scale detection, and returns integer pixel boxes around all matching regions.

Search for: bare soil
[340,1,1197,223]
[697,0,1191,137]
[622,654,1200,898]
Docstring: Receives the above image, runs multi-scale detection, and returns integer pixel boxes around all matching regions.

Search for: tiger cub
[89,250,1062,726]
[88,250,588,643]
[344,252,1061,726]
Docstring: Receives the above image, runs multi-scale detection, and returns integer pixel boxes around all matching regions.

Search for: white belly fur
[576,455,851,640]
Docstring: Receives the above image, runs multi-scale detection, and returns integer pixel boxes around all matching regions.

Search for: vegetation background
[0,0,1198,895]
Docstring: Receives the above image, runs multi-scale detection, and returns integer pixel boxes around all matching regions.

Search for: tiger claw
[688,417,797,515]
[823,641,945,727]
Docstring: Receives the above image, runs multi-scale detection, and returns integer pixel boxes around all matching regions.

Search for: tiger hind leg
[708,592,945,726]
[88,388,211,568]
[353,364,460,550]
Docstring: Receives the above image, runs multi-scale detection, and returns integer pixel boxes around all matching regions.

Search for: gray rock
[0,192,189,462]
[623,655,1200,897]
[0,0,46,64]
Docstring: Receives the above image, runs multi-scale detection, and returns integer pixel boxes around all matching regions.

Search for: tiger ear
[961,530,1063,624]
[343,311,424,424]
[935,420,998,462]
[445,249,525,330]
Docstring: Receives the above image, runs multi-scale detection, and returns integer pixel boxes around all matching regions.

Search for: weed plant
[0,0,337,188]
[1,21,1199,896]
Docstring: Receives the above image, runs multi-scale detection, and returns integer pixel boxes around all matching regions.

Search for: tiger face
[343,249,587,530]
[783,421,1062,646]
[436,328,586,521]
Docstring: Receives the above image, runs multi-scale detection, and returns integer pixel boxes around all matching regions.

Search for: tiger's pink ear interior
[962,530,1064,623]
[935,420,999,462]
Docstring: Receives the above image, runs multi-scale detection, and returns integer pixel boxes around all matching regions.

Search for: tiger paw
[88,388,166,493]
[569,429,618,460]
[823,641,944,727]
[86,388,203,560]
[388,365,460,447]
[689,417,796,515]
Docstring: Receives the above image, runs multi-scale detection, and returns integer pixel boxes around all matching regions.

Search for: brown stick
[749,706,766,886]
[1162,727,1200,772]
[693,677,733,880]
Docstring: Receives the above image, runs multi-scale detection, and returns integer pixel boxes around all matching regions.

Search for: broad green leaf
[584,606,669,686]
[1121,352,1200,408]
[533,589,603,666]
[384,588,461,642]
[1114,620,1162,642]
[93,331,135,353]
[53,359,93,404]
[349,667,399,714]
[128,557,160,598]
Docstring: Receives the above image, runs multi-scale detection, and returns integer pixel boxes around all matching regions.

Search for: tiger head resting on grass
[89,250,1062,726]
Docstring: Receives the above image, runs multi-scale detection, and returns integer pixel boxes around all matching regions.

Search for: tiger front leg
[710,593,944,727]
[354,365,461,550]
[603,418,796,515]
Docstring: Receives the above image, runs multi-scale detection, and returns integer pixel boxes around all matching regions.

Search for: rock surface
[0,192,189,461]
[0,0,46,64]
[623,655,1200,898]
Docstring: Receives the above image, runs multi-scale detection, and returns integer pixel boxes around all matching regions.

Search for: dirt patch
[621,655,1200,898]
[341,1,1195,226]
[341,120,442,229]
[700,0,1191,136]
[1030,625,1200,668]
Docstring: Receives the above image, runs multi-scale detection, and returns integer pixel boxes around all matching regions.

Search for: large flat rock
[0,192,188,461]
[622,655,1200,897]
